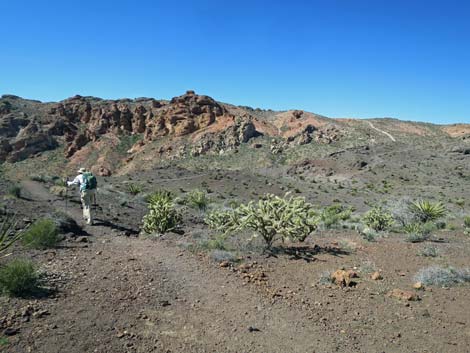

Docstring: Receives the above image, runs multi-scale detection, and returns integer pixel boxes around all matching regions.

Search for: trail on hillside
[368,121,396,142]
[14,180,340,353]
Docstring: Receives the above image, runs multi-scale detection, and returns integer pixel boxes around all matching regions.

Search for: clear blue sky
[1,0,469,124]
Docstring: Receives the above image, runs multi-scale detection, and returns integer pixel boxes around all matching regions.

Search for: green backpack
[82,172,97,190]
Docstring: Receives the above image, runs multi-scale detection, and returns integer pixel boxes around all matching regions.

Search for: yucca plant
[0,215,23,256]
[409,200,446,223]
[126,183,143,195]
[186,189,210,211]
[145,189,173,204]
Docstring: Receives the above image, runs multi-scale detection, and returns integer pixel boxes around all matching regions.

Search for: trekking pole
[65,177,69,212]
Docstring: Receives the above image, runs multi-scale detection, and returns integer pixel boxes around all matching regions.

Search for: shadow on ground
[270,244,351,262]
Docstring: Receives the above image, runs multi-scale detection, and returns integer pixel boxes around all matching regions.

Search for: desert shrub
[404,222,437,242]
[464,216,470,228]
[22,219,60,249]
[418,245,439,257]
[414,265,470,287]
[435,220,446,230]
[210,250,236,263]
[127,183,143,195]
[319,271,334,285]
[145,189,173,204]
[200,235,228,251]
[389,198,414,226]
[0,215,23,255]
[142,197,182,234]
[362,206,394,231]
[54,178,67,187]
[320,204,352,229]
[186,189,210,211]
[30,174,47,183]
[409,200,446,223]
[49,185,67,197]
[0,259,39,297]
[7,185,21,198]
[359,226,379,242]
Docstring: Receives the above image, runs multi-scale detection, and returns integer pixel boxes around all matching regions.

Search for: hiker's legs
[81,190,92,225]
[88,189,96,224]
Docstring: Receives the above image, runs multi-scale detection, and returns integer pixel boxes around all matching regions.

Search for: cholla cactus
[205,209,238,232]
[362,206,394,231]
[228,194,318,249]
[142,198,182,235]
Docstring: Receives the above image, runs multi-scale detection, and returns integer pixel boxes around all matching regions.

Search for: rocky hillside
[0,91,468,176]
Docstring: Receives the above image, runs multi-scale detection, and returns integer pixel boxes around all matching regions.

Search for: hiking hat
[78,167,86,174]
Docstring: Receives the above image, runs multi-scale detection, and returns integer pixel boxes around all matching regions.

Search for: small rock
[219,261,230,268]
[4,327,19,336]
[160,300,171,307]
[371,271,383,280]
[331,269,358,287]
[248,326,260,332]
[33,310,50,318]
[76,236,89,243]
[389,289,419,301]
[413,282,424,290]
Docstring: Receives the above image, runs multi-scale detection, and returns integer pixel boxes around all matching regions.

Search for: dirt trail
[368,121,396,142]
[12,181,341,353]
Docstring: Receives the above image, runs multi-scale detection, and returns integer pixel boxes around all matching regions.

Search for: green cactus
[207,194,319,249]
[142,197,182,235]
[362,206,394,231]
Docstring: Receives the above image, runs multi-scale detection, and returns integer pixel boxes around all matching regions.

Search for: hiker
[67,167,98,225]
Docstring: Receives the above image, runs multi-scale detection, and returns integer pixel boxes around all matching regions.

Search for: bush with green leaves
[320,204,353,229]
[464,216,470,228]
[409,200,446,223]
[186,189,210,211]
[418,245,439,257]
[142,197,182,235]
[8,185,21,198]
[127,183,143,195]
[0,259,39,297]
[359,226,379,242]
[0,215,23,256]
[209,194,319,249]
[22,219,60,249]
[145,189,173,204]
[362,206,394,231]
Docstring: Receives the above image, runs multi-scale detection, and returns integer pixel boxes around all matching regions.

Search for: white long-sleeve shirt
[67,174,85,192]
